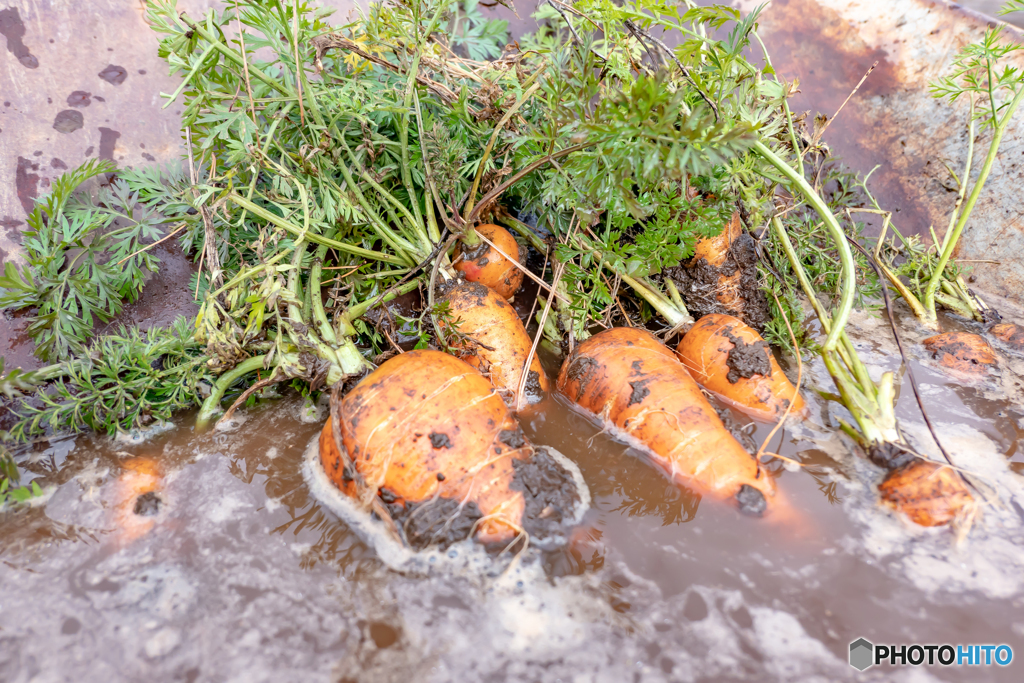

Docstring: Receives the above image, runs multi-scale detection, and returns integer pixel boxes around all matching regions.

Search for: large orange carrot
[922,331,996,375]
[878,460,974,527]
[556,327,775,515]
[677,313,805,422]
[319,350,528,543]
[441,282,549,405]
[454,223,524,299]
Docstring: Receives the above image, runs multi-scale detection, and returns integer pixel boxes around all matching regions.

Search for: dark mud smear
[67,91,92,108]
[53,110,84,134]
[0,7,39,68]
[50,157,67,170]
[98,64,128,85]
[15,156,40,215]
[98,127,121,162]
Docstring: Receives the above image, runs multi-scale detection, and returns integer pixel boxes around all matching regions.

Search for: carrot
[556,327,776,515]
[441,281,549,406]
[676,313,806,422]
[666,211,769,329]
[454,223,524,299]
[922,331,996,375]
[112,456,164,544]
[878,460,974,527]
[990,322,1024,349]
[319,349,529,544]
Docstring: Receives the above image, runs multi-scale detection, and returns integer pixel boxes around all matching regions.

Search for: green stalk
[497,213,548,254]
[310,244,338,345]
[463,80,544,222]
[617,272,692,328]
[226,192,406,264]
[923,86,1024,320]
[196,354,268,427]
[754,140,855,352]
[397,2,448,253]
[412,91,441,243]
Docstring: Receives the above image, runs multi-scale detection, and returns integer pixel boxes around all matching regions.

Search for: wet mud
[3,301,1024,680]
[665,230,770,332]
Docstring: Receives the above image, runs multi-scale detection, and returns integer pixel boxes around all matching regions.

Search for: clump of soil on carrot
[665,230,770,331]
[387,496,485,550]
[723,331,772,384]
[510,446,582,539]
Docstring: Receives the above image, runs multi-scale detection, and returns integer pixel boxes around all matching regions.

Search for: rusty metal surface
[738,0,1024,303]
[0,0,360,368]
[1,0,1022,369]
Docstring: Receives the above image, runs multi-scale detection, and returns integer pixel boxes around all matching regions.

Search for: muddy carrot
[922,331,996,375]
[677,313,806,422]
[878,459,974,527]
[440,282,549,406]
[319,349,530,543]
[556,327,775,515]
[990,322,1024,350]
[454,223,524,299]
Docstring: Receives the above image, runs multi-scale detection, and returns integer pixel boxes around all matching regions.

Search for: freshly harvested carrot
[676,313,805,422]
[666,211,769,329]
[691,210,744,313]
[441,282,549,405]
[990,322,1024,349]
[454,223,524,299]
[319,350,528,543]
[922,331,996,375]
[556,327,775,515]
[878,460,974,527]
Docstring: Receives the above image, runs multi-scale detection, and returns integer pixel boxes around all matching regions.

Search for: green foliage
[930,17,1024,130]
[0,160,179,362]
[3,318,211,441]
[450,0,509,61]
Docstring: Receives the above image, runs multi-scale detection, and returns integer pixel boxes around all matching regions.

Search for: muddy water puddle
[3,312,1024,681]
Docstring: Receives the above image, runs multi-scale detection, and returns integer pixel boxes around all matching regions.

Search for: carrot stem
[754,140,854,352]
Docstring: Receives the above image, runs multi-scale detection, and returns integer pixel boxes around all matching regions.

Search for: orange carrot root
[677,313,806,422]
[990,322,1024,349]
[878,460,974,527]
[454,223,524,299]
[556,327,776,516]
[319,350,527,544]
[922,331,996,375]
[441,282,549,406]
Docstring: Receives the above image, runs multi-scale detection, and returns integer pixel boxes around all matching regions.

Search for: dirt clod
[735,484,766,517]
[133,492,161,516]
[722,329,771,384]
[511,447,581,539]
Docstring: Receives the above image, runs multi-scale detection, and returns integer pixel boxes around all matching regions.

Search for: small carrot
[676,313,806,422]
[690,210,745,314]
[556,327,775,515]
[441,281,549,406]
[111,456,164,544]
[319,350,529,543]
[878,460,974,527]
[454,223,524,299]
[990,322,1024,350]
[922,331,996,375]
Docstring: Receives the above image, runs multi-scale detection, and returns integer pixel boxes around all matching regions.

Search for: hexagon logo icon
[849,638,874,671]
